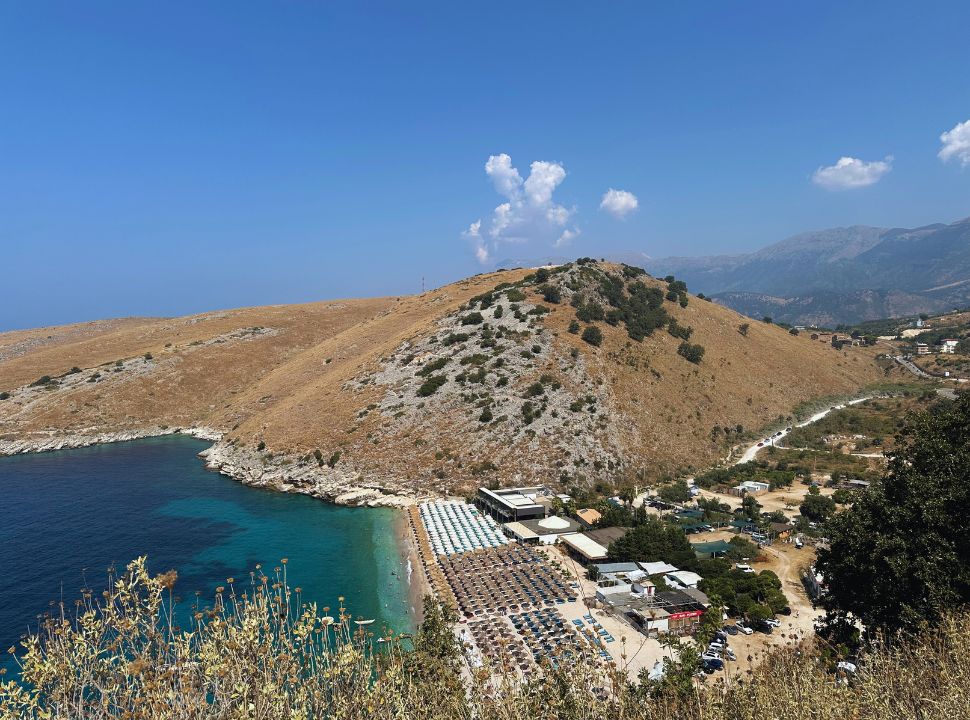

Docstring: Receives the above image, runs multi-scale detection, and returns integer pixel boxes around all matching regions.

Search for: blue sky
[2,2,969,330]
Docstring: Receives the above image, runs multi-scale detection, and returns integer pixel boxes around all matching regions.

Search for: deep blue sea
[0,435,413,668]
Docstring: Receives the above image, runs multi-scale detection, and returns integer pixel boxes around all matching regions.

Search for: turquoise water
[0,435,413,667]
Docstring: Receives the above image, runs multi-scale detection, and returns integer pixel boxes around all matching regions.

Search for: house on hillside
[940,339,959,354]
[916,343,931,355]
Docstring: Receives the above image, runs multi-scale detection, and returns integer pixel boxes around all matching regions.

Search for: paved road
[735,396,874,465]
[892,355,931,378]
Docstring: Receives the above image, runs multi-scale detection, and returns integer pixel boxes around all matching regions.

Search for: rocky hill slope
[0,261,886,505]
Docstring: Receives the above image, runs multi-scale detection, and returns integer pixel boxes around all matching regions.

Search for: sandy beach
[395,508,430,627]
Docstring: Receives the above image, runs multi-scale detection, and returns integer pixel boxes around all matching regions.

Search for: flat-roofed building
[503,515,581,545]
[476,486,549,522]
[561,533,609,563]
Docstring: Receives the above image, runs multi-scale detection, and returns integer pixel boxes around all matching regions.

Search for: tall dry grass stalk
[2,558,969,720]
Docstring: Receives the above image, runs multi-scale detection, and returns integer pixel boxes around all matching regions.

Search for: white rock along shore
[0,427,422,509]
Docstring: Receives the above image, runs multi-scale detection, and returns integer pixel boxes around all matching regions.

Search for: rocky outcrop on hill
[198,439,423,508]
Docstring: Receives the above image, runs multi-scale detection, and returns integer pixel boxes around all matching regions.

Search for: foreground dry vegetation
[0,262,886,499]
[2,556,969,720]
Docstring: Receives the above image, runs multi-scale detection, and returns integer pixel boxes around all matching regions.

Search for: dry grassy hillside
[0,262,886,502]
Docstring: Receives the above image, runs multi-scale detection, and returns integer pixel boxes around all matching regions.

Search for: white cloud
[465,153,575,264]
[555,228,581,248]
[939,119,970,167]
[599,188,638,218]
[485,153,523,198]
[811,156,893,190]
[462,220,490,264]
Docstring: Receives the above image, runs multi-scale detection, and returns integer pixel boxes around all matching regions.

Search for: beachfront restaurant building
[503,515,582,545]
[476,486,549,522]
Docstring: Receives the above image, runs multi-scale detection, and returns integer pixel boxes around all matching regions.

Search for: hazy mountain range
[641,216,970,327]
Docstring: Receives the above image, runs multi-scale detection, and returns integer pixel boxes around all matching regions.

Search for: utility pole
[421,276,425,294]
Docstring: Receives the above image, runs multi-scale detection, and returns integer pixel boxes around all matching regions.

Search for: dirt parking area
[697,484,835,515]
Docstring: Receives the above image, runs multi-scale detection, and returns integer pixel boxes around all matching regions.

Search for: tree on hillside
[799,485,836,522]
[816,394,970,636]
[607,518,698,570]
[658,480,691,503]
[740,494,762,523]
[738,322,750,337]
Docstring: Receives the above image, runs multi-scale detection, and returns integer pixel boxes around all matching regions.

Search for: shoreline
[1,428,431,631]
[394,509,429,628]
[0,427,429,509]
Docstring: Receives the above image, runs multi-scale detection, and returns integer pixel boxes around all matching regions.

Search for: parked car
[757,442,764,447]
[722,625,739,636]
[713,630,728,643]
[753,620,774,634]
[779,606,792,616]
[700,658,724,673]
[736,623,753,635]
[786,426,793,431]
[702,650,722,662]
[735,564,756,574]
[794,536,804,549]
[765,618,781,628]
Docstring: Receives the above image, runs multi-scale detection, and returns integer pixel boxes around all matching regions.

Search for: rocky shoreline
[198,439,422,509]
[0,427,424,509]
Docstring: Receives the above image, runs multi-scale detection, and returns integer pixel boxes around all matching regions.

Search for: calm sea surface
[0,435,413,666]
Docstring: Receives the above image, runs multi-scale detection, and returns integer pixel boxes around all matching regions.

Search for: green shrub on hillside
[677,342,705,364]
[581,326,603,347]
[539,284,561,304]
[416,358,449,376]
[417,375,448,396]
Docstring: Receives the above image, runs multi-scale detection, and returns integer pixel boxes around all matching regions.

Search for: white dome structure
[537,516,571,531]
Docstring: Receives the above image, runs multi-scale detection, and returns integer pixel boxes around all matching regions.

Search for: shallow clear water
[0,435,413,666]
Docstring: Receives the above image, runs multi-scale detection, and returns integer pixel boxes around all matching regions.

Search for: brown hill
[0,262,887,504]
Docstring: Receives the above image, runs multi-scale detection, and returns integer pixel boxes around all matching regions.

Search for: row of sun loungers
[418,500,507,556]
[437,544,575,618]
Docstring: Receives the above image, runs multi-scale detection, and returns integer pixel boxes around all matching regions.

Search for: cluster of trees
[817,392,970,637]
[693,460,795,491]
[799,485,836,522]
[607,517,699,571]
[700,564,789,620]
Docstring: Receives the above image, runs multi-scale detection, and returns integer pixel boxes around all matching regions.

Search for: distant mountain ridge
[644,216,970,326]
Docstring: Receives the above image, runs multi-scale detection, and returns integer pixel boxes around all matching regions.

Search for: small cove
[0,435,414,668]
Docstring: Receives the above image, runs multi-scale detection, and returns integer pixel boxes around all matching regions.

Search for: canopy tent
[691,540,734,557]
